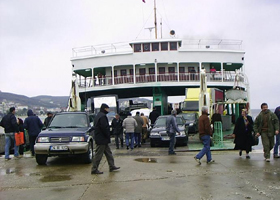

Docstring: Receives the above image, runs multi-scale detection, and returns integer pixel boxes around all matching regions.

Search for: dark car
[34,112,95,165]
[149,115,188,147]
[179,113,199,133]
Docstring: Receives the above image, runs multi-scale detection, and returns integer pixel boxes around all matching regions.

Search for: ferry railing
[179,72,199,81]
[72,39,243,58]
[76,71,244,88]
[135,74,155,83]
[157,73,178,82]
[72,42,132,58]
[181,39,243,50]
[114,75,134,85]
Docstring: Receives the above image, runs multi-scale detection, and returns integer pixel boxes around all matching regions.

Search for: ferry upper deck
[70,38,247,112]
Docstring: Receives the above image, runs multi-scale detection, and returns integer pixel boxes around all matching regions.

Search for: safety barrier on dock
[213,122,224,148]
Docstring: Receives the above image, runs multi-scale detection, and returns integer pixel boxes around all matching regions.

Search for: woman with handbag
[233,109,254,159]
[17,118,25,157]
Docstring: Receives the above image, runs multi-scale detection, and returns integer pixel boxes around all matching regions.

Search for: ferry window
[121,69,127,76]
[183,101,199,111]
[139,68,146,75]
[114,70,117,77]
[129,69,134,75]
[152,43,159,51]
[179,67,185,73]
[168,67,175,73]
[134,44,141,52]
[170,42,177,50]
[149,68,155,74]
[188,67,195,73]
[159,67,165,74]
[143,43,150,52]
[161,42,168,51]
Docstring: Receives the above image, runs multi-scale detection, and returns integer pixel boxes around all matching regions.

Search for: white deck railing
[72,39,243,58]
[77,71,240,88]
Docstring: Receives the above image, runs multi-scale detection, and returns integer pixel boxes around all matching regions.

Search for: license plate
[50,146,68,151]
[161,136,170,141]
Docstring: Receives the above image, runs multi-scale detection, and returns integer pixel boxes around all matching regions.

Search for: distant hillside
[0,91,69,109]
[32,95,69,108]
[0,91,153,110]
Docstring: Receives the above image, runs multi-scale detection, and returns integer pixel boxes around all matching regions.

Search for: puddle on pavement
[27,172,42,176]
[134,158,157,163]
[0,168,16,175]
[40,175,72,182]
[51,188,70,192]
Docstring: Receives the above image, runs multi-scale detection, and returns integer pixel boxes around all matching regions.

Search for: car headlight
[189,123,194,126]
[150,132,160,136]
[72,136,85,142]
[37,137,49,143]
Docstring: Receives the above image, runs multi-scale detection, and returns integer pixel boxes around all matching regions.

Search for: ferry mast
[154,0,157,39]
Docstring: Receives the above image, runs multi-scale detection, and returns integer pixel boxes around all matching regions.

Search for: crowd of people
[112,107,158,151]
[1,102,279,175]
[0,107,52,161]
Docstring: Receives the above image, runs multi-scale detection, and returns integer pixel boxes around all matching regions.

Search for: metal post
[155,59,158,82]
[133,64,136,84]
[154,0,157,39]
[177,62,179,82]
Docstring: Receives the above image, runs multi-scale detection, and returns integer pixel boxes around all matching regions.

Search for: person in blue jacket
[24,109,43,156]
[166,109,181,155]
[0,107,19,160]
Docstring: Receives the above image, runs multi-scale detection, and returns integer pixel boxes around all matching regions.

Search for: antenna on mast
[145,27,155,39]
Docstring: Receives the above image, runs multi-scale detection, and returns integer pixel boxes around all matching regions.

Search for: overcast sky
[0,0,279,109]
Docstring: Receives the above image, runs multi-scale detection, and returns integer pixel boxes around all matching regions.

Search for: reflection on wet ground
[0,167,42,176]
[40,174,72,182]
[0,148,280,200]
[134,158,157,163]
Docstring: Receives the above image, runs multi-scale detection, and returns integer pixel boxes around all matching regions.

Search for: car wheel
[36,154,48,165]
[150,140,156,147]
[83,141,93,164]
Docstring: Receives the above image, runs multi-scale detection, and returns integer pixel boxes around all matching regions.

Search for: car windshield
[176,117,184,125]
[49,113,88,128]
[154,116,184,127]
[182,113,195,121]
[154,117,166,127]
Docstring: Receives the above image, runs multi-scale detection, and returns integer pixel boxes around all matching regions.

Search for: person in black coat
[91,103,120,174]
[233,109,254,159]
[211,109,222,133]
[23,109,43,156]
[112,114,123,149]
[149,107,160,127]
[43,112,53,128]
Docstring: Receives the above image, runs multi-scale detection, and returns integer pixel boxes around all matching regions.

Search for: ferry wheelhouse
[70,38,249,117]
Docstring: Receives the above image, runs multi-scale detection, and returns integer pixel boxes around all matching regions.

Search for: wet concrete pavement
[0,145,279,200]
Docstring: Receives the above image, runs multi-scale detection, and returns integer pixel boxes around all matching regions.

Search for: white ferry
[70,38,249,114]
[69,1,249,122]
